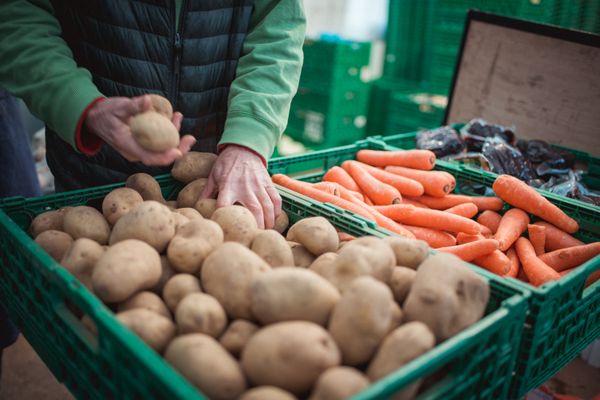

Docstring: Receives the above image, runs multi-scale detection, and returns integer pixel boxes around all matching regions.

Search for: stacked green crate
[580,0,600,33]
[385,91,447,134]
[286,39,371,149]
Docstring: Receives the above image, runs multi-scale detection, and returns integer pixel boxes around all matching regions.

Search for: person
[0,88,43,376]
[0,0,306,229]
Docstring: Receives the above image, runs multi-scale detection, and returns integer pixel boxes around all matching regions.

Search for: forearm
[0,0,103,150]
[219,0,306,160]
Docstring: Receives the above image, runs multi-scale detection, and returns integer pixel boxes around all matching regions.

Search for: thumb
[126,95,152,116]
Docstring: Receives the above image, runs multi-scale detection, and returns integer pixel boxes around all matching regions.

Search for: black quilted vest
[47,0,254,190]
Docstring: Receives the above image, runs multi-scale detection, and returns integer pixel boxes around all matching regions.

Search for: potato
[126,173,166,203]
[152,255,176,294]
[383,237,429,269]
[242,321,340,394]
[116,308,176,353]
[101,187,143,225]
[92,239,161,303]
[322,237,395,292]
[175,292,227,337]
[177,178,208,208]
[63,206,110,245]
[219,320,259,357]
[165,200,177,210]
[328,276,397,365]
[309,252,338,275]
[109,201,175,252]
[286,217,338,256]
[202,242,270,319]
[240,387,297,400]
[251,230,294,267]
[35,230,73,261]
[30,207,71,238]
[309,367,370,400]
[162,273,202,312]
[389,267,417,305]
[167,219,224,273]
[171,211,190,231]
[60,238,104,289]
[273,211,289,234]
[404,253,489,341]
[81,315,97,335]
[171,152,218,183]
[130,111,179,152]
[389,302,404,333]
[118,291,171,319]
[194,198,217,218]
[211,205,258,247]
[148,94,173,118]
[251,268,340,326]
[174,207,203,220]
[288,242,315,268]
[165,334,247,400]
[366,322,435,400]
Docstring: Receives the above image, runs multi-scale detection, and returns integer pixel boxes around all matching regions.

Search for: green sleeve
[219,0,306,160]
[0,0,103,150]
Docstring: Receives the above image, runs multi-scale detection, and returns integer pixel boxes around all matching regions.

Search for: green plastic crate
[271,139,600,398]
[0,174,527,400]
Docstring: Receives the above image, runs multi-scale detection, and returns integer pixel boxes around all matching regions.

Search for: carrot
[477,210,502,234]
[479,224,493,238]
[403,225,456,248]
[407,194,504,211]
[364,195,374,206]
[437,171,457,191]
[559,268,574,277]
[533,221,584,252]
[375,204,482,235]
[322,166,361,192]
[586,270,600,288]
[312,182,340,196]
[444,203,478,219]
[505,247,520,278]
[357,149,436,170]
[343,161,402,205]
[385,166,452,197]
[494,208,530,251]
[347,190,364,202]
[437,239,499,262]
[515,237,561,287]
[355,161,425,197]
[456,233,511,275]
[402,198,430,208]
[369,209,416,239]
[337,232,356,242]
[493,174,579,233]
[272,175,375,221]
[538,243,600,272]
[527,224,546,256]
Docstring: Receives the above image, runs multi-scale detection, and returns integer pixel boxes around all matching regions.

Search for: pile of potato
[29,154,491,400]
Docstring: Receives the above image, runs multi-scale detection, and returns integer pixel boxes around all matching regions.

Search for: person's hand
[201,145,281,229]
[84,95,196,166]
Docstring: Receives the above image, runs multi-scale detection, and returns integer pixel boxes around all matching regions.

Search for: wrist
[76,97,106,156]
[218,143,267,167]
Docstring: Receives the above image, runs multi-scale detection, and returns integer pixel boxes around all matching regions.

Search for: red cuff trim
[218,143,267,167]
[75,97,106,156]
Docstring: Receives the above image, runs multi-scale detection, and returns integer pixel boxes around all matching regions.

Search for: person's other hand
[84,95,196,166]
[201,144,281,229]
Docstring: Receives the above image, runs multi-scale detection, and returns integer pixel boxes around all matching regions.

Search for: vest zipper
[170,1,186,105]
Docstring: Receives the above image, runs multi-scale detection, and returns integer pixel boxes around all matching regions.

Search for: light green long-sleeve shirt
[0,0,305,160]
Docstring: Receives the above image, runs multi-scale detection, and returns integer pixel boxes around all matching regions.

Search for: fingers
[172,112,183,131]
[216,186,237,209]
[240,195,265,230]
[201,174,218,199]
[127,95,151,116]
[258,188,275,229]
[178,135,196,154]
[266,186,283,217]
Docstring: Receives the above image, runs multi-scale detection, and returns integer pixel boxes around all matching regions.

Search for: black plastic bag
[416,126,464,158]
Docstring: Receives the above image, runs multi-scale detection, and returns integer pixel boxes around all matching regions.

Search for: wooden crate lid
[445,11,600,155]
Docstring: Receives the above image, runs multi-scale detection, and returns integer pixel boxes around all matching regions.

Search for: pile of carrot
[271,150,600,288]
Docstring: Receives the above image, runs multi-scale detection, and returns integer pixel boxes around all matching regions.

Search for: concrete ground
[0,335,598,399]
